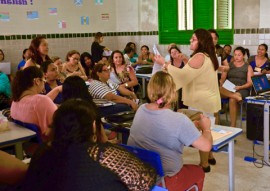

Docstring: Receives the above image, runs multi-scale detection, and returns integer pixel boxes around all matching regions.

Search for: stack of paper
[211,127,232,141]
[222,80,236,92]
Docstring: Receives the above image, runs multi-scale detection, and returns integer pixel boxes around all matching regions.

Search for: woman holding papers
[155,28,221,172]
[220,46,253,127]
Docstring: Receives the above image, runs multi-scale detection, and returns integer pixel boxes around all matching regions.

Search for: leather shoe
[208,158,216,165]
[201,165,211,173]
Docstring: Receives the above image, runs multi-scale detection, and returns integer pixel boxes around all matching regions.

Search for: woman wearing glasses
[10,66,57,141]
[155,29,221,173]
[89,63,138,112]
[62,50,88,81]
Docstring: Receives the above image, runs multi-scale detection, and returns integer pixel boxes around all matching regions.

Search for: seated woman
[47,75,110,141]
[137,45,155,66]
[164,43,177,62]
[124,42,138,64]
[223,44,233,63]
[40,60,63,105]
[10,66,57,141]
[51,56,65,83]
[128,71,212,191]
[89,63,138,111]
[168,46,189,109]
[17,48,31,70]
[109,50,138,92]
[0,66,11,110]
[80,52,94,79]
[220,46,253,127]
[61,50,88,81]
[248,43,270,74]
[18,99,156,191]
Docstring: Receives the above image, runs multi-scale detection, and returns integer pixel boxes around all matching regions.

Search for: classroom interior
[1,0,270,190]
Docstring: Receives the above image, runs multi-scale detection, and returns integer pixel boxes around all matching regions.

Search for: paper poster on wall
[74,0,83,6]
[48,8,57,15]
[81,16,89,25]
[0,12,10,22]
[58,21,67,29]
[101,13,109,20]
[95,0,103,5]
[27,11,39,20]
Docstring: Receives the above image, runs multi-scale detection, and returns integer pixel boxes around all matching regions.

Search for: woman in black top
[91,32,110,64]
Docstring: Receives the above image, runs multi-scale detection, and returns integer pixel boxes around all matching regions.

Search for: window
[214,0,233,29]
[158,0,234,44]
[178,0,193,30]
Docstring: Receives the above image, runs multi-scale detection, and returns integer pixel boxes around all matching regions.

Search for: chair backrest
[13,119,42,143]
[120,144,164,177]
[120,144,199,191]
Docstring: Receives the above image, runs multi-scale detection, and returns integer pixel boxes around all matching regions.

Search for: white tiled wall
[1,33,269,75]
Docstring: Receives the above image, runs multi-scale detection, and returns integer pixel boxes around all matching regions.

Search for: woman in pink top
[11,66,57,141]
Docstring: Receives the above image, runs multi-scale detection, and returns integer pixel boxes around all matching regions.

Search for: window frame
[158,0,234,45]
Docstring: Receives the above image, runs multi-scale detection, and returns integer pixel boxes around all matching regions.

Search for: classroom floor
[183,113,270,191]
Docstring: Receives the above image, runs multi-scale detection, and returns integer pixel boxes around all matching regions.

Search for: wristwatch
[125,83,128,87]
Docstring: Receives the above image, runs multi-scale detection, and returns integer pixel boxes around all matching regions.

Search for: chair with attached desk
[219,98,246,128]
[12,119,42,157]
[120,144,199,191]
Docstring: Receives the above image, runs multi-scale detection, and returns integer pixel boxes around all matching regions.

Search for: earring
[92,134,97,143]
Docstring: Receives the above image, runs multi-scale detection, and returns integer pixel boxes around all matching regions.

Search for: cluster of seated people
[2,29,270,191]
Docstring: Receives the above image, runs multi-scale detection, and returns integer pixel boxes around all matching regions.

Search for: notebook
[251,74,270,96]
[0,62,11,75]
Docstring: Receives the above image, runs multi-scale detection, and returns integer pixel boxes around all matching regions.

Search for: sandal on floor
[208,158,216,165]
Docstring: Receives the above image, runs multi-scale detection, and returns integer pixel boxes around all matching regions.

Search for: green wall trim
[0,29,267,41]
[0,31,159,41]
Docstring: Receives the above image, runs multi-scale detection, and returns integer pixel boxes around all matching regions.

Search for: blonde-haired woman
[128,71,212,191]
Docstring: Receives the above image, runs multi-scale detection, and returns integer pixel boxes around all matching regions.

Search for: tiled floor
[184,116,270,191]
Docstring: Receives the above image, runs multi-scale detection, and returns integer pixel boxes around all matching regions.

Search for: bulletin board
[0,0,116,35]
